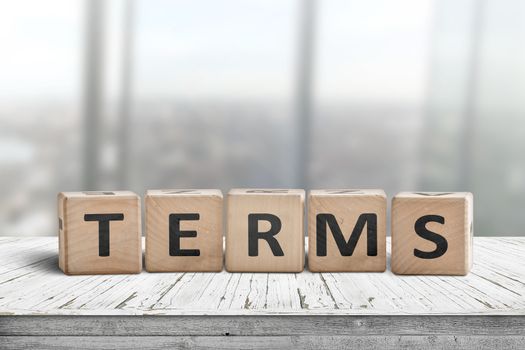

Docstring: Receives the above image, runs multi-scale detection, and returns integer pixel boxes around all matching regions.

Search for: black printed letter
[414,215,448,259]
[248,213,284,256]
[316,213,377,256]
[84,213,124,256]
[169,213,200,256]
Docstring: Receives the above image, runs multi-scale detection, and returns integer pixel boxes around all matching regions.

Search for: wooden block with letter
[225,189,305,272]
[145,189,223,272]
[308,189,387,272]
[392,192,473,275]
[57,191,142,275]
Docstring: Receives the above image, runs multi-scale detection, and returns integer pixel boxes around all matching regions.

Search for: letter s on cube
[391,192,473,275]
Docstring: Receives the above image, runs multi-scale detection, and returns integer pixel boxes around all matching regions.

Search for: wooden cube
[225,189,305,272]
[145,189,223,272]
[308,189,387,272]
[392,192,473,275]
[57,191,142,275]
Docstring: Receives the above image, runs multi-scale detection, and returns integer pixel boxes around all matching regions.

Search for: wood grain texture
[145,189,223,272]
[2,335,525,350]
[225,189,305,272]
[0,237,524,316]
[57,191,142,275]
[1,237,524,349]
[308,189,386,272]
[2,315,525,336]
[392,192,473,275]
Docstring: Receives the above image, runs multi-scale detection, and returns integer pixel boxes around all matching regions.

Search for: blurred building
[0,0,524,236]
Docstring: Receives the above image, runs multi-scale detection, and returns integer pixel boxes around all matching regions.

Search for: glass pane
[313,0,432,194]
[422,0,525,235]
[0,0,82,236]
[131,0,297,193]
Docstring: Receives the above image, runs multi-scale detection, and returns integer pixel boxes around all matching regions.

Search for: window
[1,0,524,236]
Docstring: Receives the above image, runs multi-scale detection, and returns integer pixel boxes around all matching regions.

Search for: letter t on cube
[57,191,142,275]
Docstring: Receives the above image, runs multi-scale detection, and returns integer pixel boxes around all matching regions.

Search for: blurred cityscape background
[1,0,524,236]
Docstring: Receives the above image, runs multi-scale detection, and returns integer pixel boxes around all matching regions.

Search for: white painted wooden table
[0,237,524,349]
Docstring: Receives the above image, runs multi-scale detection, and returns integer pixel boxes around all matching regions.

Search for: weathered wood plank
[0,237,524,316]
[1,316,525,336]
[2,335,525,350]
